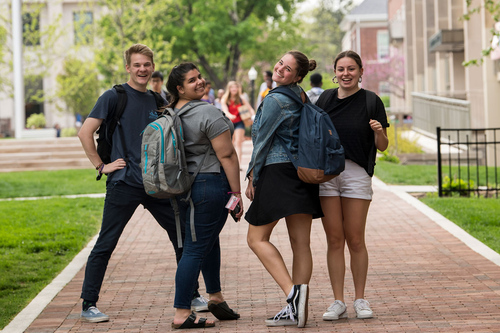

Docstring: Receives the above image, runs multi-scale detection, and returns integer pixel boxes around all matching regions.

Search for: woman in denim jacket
[245,51,323,328]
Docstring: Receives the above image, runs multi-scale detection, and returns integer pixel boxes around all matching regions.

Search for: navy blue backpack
[272,86,345,184]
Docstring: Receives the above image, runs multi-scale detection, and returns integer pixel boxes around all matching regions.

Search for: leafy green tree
[302,0,354,74]
[0,23,7,89]
[0,3,63,99]
[462,0,500,66]
[56,57,100,117]
[155,0,305,88]
[93,0,174,88]
[92,0,307,90]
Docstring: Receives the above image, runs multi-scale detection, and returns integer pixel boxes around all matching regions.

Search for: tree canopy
[94,0,307,89]
[463,0,500,66]
[56,57,100,117]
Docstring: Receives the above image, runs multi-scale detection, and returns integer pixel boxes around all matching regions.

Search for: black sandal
[171,311,215,329]
[208,301,240,320]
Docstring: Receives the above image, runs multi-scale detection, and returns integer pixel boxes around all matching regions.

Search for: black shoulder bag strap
[151,90,167,116]
[315,88,338,110]
[365,89,378,176]
[111,85,130,165]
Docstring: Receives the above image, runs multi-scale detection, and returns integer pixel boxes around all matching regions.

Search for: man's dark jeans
[81,181,182,302]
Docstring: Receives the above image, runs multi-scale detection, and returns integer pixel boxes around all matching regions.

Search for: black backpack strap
[315,88,337,110]
[108,84,128,142]
[365,89,378,176]
[151,90,167,117]
[365,89,377,119]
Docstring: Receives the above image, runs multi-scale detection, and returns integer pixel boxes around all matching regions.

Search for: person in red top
[221,81,255,165]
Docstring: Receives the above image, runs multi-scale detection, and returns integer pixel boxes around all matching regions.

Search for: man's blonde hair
[124,44,154,66]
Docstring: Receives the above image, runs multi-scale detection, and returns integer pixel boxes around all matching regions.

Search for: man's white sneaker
[353,299,373,319]
[191,296,209,312]
[322,300,348,320]
[80,306,109,322]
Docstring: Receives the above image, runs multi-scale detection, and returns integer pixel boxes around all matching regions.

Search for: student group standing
[78,43,388,329]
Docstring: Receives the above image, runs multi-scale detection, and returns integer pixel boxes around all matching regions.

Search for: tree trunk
[230,44,241,81]
[196,52,224,89]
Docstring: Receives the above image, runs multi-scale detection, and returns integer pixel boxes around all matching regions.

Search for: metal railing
[437,127,500,198]
[412,92,470,135]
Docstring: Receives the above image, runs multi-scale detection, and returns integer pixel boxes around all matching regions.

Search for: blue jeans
[173,171,231,309]
[81,181,183,302]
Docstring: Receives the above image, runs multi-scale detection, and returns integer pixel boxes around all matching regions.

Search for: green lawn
[374,161,437,185]
[421,196,500,253]
[375,160,499,187]
[0,197,104,329]
[0,169,106,198]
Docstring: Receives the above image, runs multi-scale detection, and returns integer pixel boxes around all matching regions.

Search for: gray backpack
[140,104,208,247]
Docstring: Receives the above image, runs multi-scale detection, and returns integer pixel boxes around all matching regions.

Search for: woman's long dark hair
[166,62,199,108]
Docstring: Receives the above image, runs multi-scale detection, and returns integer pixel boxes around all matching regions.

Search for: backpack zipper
[148,122,164,163]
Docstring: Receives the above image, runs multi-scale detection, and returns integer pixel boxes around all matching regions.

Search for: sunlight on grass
[0,169,106,198]
[421,196,500,254]
[0,197,103,329]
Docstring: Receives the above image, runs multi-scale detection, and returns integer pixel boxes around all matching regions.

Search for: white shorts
[319,160,373,200]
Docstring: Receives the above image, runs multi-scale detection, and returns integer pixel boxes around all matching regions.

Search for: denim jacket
[246,84,303,186]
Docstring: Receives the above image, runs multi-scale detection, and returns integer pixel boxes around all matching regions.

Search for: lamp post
[248,66,257,109]
[12,0,24,138]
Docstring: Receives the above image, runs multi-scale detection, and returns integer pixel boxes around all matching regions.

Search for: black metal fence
[437,127,500,198]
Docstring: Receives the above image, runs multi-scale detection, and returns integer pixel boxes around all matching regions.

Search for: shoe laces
[354,299,371,310]
[272,303,295,322]
[87,306,100,314]
[328,300,346,312]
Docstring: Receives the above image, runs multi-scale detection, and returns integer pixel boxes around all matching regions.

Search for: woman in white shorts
[315,50,389,321]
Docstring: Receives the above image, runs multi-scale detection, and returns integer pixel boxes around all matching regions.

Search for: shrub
[378,150,400,164]
[26,113,46,129]
[380,95,390,108]
[441,175,474,196]
[61,127,78,137]
[386,124,423,154]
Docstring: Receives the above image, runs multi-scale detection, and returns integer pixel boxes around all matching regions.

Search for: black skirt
[245,162,323,226]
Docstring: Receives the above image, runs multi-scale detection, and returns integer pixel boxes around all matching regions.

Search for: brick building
[340,0,390,96]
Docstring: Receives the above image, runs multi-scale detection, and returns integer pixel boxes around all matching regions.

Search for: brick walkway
[18,142,500,332]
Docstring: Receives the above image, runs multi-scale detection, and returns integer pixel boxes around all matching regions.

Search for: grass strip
[375,161,437,185]
[0,169,106,198]
[375,161,499,186]
[0,197,103,329]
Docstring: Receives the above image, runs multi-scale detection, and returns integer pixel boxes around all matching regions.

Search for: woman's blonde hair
[222,81,242,106]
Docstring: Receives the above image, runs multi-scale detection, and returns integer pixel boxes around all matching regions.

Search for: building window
[25,75,44,121]
[73,11,93,45]
[377,30,389,61]
[22,12,40,46]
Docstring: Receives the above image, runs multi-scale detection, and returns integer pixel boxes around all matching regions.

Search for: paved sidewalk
[13,141,500,332]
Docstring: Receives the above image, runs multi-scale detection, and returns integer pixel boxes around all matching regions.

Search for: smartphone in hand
[230,202,241,222]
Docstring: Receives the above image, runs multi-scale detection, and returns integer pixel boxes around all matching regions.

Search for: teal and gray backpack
[140,103,208,247]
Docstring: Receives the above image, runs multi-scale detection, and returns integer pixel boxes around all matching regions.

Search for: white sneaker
[323,300,348,320]
[80,306,109,323]
[265,303,297,326]
[191,296,209,312]
[353,299,373,319]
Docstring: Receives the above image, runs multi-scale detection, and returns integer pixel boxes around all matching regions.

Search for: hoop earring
[359,76,362,83]
[332,76,338,84]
